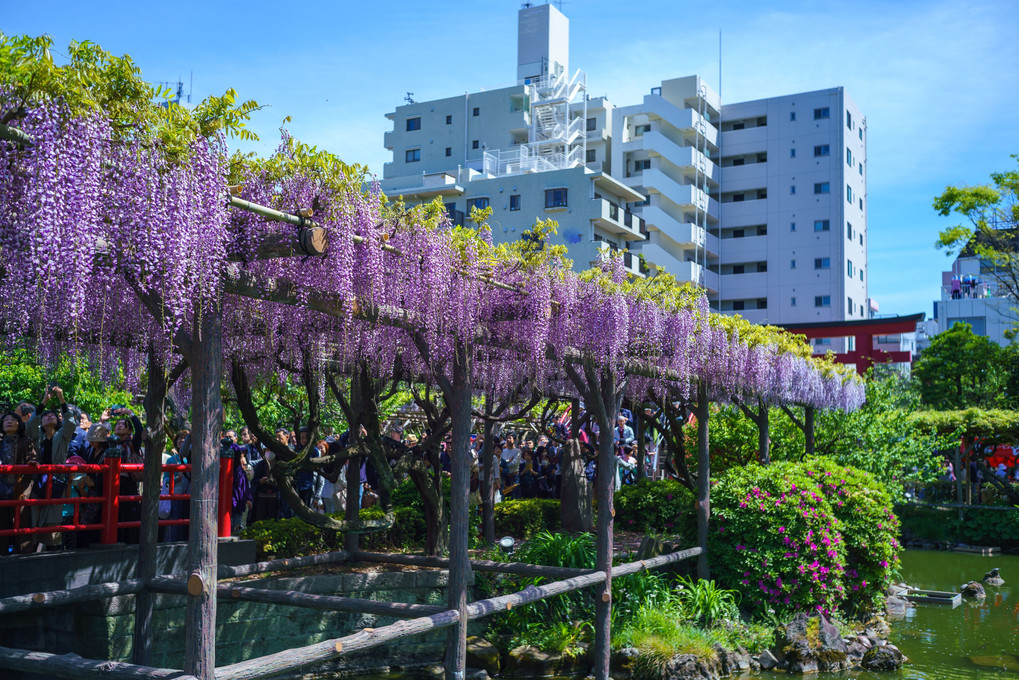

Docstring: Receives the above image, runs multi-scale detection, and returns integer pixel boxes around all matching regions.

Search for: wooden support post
[216,550,350,579]
[481,396,497,545]
[758,399,770,466]
[100,455,121,545]
[954,449,964,521]
[445,342,472,680]
[805,405,815,457]
[593,371,618,680]
[184,303,223,680]
[696,383,710,580]
[133,350,168,665]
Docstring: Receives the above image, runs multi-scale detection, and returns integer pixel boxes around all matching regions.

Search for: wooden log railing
[350,550,594,579]
[0,645,197,680]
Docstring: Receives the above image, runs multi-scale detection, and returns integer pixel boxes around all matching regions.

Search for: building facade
[380,4,869,328]
[934,254,1014,346]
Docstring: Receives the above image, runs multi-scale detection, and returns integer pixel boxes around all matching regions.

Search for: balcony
[384,130,395,150]
[720,125,768,153]
[719,162,768,191]
[636,169,719,215]
[593,242,645,277]
[591,198,645,240]
[624,131,718,184]
[720,272,769,298]
[639,95,719,147]
[719,234,767,263]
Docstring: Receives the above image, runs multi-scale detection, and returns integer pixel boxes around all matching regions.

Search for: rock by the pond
[961,581,987,599]
[503,644,589,677]
[983,568,1005,586]
[885,594,912,620]
[660,653,719,680]
[610,646,640,680]
[774,613,851,673]
[465,670,490,680]
[846,640,868,663]
[968,653,1019,672]
[862,644,904,671]
[466,637,500,676]
[757,648,779,670]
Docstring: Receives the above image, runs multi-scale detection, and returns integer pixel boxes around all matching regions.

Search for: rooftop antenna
[404,92,416,105]
[521,2,532,7]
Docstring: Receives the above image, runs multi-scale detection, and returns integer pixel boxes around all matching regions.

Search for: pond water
[758,548,1019,680]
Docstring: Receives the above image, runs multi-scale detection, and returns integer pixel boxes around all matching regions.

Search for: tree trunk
[343,456,360,553]
[559,438,591,532]
[695,383,710,580]
[592,369,620,680]
[444,343,472,680]
[133,348,168,665]
[481,398,497,545]
[758,400,770,465]
[804,405,815,457]
[184,304,223,680]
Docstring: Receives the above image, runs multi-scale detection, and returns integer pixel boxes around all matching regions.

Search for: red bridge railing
[0,455,234,543]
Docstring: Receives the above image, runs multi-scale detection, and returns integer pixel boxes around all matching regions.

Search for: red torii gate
[781,313,926,375]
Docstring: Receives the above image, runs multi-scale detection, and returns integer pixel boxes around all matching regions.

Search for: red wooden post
[101,456,121,544]
[218,453,232,538]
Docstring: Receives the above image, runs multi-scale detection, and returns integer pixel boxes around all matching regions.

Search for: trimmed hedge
[493,498,561,538]
[614,479,695,541]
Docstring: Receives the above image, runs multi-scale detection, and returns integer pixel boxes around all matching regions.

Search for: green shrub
[241,516,333,559]
[239,506,426,559]
[493,498,561,537]
[674,575,740,626]
[709,461,847,618]
[801,457,900,614]
[614,479,695,541]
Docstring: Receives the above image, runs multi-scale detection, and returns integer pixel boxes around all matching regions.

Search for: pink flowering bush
[709,460,897,618]
[800,458,900,614]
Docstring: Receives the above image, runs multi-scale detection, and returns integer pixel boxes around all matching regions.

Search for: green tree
[0,349,132,417]
[934,154,1019,324]
[912,322,1004,409]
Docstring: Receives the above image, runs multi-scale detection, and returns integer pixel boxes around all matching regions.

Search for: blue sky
[6,0,1019,318]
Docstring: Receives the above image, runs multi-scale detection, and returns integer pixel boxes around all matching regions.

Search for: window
[859,198,863,210]
[634,159,651,172]
[847,222,853,240]
[586,149,597,163]
[472,140,479,149]
[859,162,863,175]
[847,111,853,129]
[544,188,568,209]
[757,117,767,126]
[848,260,854,277]
[814,220,830,232]
[815,295,831,307]
[790,148,797,158]
[859,127,863,140]
[634,124,651,136]
[733,264,745,274]
[757,226,769,236]
[814,107,830,120]
[586,117,597,131]
[757,153,768,163]
[757,189,767,200]
[446,115,452,125]
[733,229,745,238]
[405,148,420,163]
[406,117,421,131]
[509,195,521,211]
[732,157,745,166]
[732,193,745,202]
[814,144,830,157]
[757,262,768,273]
[847,148,853,166]
[790,111,796,122]
[848,297,854,314]
[732,122,745,130]
[859,233,863,246]
[732,300,745,311]
[472,107,480,117]
[466,197,489,212]
[757,298,768,310]
[790,222,796,232]
[814,257,830,269]
[860,269,864,281]
[847,185,853,203]
[814,182,830,194]
[791,296,797,306]
[445,147,452,157]
[790,185,796,195]
[791,259,796,269]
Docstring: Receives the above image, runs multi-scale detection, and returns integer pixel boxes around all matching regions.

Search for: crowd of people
[1,384,663,554]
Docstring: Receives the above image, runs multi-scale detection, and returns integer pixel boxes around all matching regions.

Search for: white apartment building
[380,4,869,328]
[934,253,1015,346]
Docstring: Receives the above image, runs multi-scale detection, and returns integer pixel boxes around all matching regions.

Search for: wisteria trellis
[0,100,865,413]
